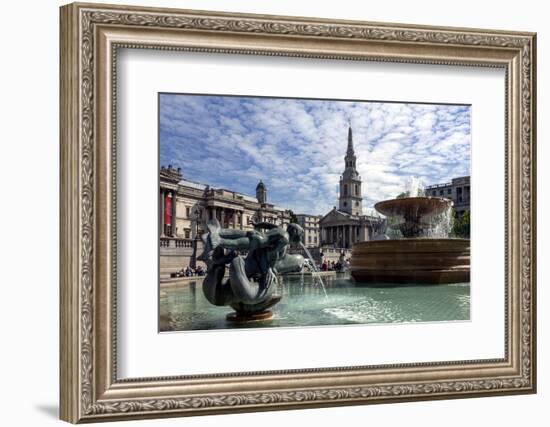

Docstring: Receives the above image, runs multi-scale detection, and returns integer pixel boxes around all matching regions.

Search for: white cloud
[160,95,471,215]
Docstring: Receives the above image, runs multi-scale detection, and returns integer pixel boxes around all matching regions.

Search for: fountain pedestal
[350,238,470,284]
[226,295,281,322]
[226,310,274,322]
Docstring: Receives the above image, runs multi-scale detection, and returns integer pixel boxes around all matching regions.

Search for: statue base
[226,310,274,322]
[226,295,282,322]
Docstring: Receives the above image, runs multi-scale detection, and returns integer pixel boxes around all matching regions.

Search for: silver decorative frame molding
[60,2,536,423]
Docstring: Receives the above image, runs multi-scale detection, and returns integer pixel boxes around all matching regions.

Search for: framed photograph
[60,2,536,423]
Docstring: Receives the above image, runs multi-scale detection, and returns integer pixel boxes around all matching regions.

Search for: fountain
[197,219,305,322]
[350,178,470,285]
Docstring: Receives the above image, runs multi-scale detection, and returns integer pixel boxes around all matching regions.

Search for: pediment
[319,208,351,225]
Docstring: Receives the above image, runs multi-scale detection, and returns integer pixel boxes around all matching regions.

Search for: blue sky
[160,94,470,216]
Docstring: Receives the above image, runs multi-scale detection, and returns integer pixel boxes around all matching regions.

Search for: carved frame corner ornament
[60,2,536,423]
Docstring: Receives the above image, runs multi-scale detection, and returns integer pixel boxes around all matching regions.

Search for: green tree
[452,209,470,238]
[396,192,408,199]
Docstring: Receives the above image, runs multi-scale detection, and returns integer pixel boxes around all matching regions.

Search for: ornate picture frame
[60,2,536,423]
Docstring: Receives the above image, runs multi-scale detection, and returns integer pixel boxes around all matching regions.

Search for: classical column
[159,189,165,237]
[171,190,177,237]
[221,208,226,228]
[344,225,348,248]
[349,225,353,247]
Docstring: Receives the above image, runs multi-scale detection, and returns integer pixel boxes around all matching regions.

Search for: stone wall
[160,238,205,277]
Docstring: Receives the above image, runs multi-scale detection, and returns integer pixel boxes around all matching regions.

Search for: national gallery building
[159,166,293,275]
[160,166,290,240]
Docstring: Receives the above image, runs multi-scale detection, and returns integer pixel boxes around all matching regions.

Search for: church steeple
[339,125,362,216]
[343,125,358,175]
[347,126,354,155]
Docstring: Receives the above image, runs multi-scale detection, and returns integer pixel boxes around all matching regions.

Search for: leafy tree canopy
[452,209,470,238]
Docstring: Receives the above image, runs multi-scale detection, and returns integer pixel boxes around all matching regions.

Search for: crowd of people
[171,256,350,278]
[171,264,205,278]
[320,258,350,272]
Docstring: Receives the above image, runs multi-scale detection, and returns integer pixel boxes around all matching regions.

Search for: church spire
[339,124,362,216]
[344,124,357,172]
[347,125,354,155]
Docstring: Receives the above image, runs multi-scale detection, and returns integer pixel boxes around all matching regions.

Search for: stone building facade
[295,214,321,248]
[159,165,292,276]
[424,176,470,217]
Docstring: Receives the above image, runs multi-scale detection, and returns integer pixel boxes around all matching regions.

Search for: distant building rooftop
[425,176,470,189]
[178,178,264,205]
[178,178,207,191]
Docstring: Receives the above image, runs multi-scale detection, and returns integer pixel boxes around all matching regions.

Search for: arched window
[344,184,348,196]
[354,184,358,195]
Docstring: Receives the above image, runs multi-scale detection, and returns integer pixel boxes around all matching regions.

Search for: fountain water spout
[299,242,328,298]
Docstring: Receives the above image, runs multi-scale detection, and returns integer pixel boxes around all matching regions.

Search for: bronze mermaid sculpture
[198,219,305,318]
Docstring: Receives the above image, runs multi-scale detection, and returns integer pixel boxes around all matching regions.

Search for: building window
[184,229,190,239]
[343,201,347,207]
[186,206,190,217]
[432,190,436,196]
[343,184,348,196]
[354,184,358,195]
[457,187,463,202]
[439,190,444,196]
[308,236,312,243]
[447,188,452,195]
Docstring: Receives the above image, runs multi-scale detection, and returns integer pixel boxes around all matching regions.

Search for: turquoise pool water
[159,273,470,332]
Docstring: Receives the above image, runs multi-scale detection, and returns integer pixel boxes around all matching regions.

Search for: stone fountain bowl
[375,196,452,218]
[350,238,470,285]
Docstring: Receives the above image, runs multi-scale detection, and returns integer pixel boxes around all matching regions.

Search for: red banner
[164,195,172,225]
